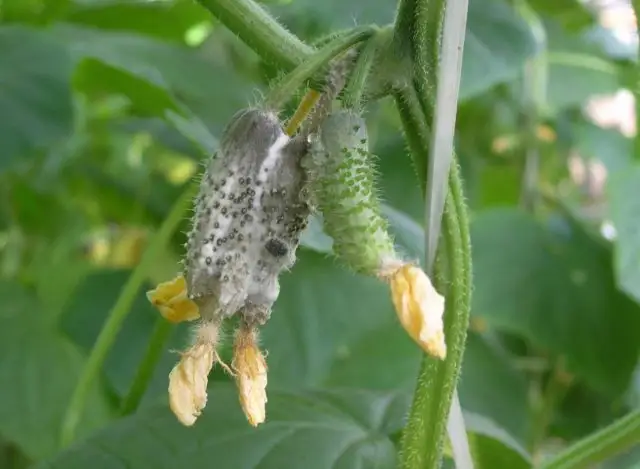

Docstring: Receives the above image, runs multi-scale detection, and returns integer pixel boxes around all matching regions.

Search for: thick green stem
[393,0,445,116]
[196,0,311,71]
[120,318,173,416]
[540,409,640,469]
[60,183,197,446]
[395,86,472,469]
[393,0,443,75]
[394,0,472,465]
[266,26,376,109]
[394,86,432,182]
[342,31,387,109]
[397,170,471,469]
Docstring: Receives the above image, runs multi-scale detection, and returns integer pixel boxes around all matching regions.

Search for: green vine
[120,318,173,416]
[394,0,445,116]
[342,29,388,109]
[60,183,197,446]
[266,26,376,108]
[396,85,472,468]
[540,409,640,469]
[196,0,311,70]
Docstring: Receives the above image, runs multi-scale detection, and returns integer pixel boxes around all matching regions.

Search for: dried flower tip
[147,275,200,323]
[168,322,220,426]
[387,263,446,359]
[232,326,268,427]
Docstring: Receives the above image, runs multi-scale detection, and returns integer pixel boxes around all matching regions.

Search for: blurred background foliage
[0,0,639,468]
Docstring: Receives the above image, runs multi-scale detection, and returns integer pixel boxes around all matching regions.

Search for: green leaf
[459,334,530,444]
[58,220,530,466]
[38,385,404,469]
[164,108,217,156]
[459,0,536,100]
[552,383,628,442]
[0,26,74,170]
[0,282,112,460]
[527,0,595,31]
[116,116,203,159]
[59,258,529,450]
[263,250,395,387]
[8,177,71,237]
[274,0,535,101]
[52,24,251,136]
[383,204,425,259]
[25,233,91,319]
[372,104,426,220]
[465,413,532,469]
[0,0,69,23]
[60,269,191,400]
[574,121,633,173]
[65,0,209,42]
[608,165,640,306]
[300,214,334,253]
[587,25,637,61]
[471,208,640,395]
[287,203,529,445]
[546,24,620,111]
[602,444,640,468]
[475,162,522,209]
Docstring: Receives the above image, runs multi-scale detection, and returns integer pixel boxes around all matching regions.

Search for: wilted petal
[168,322,220,426]
[147,275,200,323]
[232,326,268,427]
[389,264,446,359]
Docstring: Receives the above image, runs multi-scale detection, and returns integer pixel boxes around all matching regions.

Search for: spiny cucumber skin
[185,108,311,325]
[307,110,395,275]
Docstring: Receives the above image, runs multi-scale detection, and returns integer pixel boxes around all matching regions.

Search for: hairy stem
[397,166,471,469]
[120,318,173,416]
[196,0,311,70]
[540,409,640,469]
[395,0,473,466]
[61,183,197,446]
[394,0,443,75]
[342,31,386,109]
[394,86,431,181]
[266,26,375,109]
[394,0,445,118]
[395,86,472,469]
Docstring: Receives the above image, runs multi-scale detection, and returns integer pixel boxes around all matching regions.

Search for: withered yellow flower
[168,341,213,426]
[146,275,200,323]
[232,326,268,427]
[168,322,223,426]
[388,263,446,359]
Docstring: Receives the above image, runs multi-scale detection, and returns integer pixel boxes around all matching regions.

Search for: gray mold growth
[185,108,311,325]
